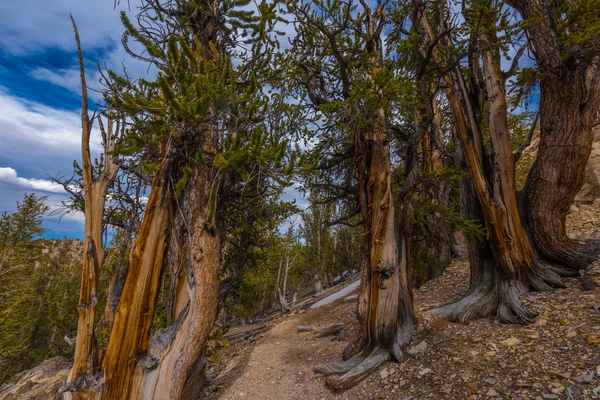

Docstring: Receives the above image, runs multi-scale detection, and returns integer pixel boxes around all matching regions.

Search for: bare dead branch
[514,111,539,163]
[503,43,528,81]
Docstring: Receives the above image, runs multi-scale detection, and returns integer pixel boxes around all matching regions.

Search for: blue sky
[0,0,535,240]
[0,0,152,239]
[0,0,306,239]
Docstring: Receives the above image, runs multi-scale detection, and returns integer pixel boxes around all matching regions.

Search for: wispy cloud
[0,167,65,193]
[29,67,104,101]
[0,0,133,56]
[0,87,104,176]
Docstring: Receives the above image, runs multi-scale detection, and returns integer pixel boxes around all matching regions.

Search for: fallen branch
[297,325,316,333]
[315,324,344,338]
[224,324,268,343]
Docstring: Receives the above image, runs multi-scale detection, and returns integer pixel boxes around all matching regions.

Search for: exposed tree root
[430,278,534,324]
[341,337,364,361]
[528,258,565,290]
[277,287,291,313]
[430,258,564,324]
[313,351,366,376]
[552,239,600,274]
[313,347,390,391]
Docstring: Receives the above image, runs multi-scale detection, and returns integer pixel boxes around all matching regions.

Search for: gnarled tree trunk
[313,112,414,390]
[312,14,414,386]
[140,158,221,400]
[522,73,600,269]
[100,160,173,399]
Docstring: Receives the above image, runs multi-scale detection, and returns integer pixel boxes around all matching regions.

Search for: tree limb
[503,43,527,81]
[514,111,539,163]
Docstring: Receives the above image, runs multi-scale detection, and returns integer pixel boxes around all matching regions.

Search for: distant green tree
[0,194,81,384]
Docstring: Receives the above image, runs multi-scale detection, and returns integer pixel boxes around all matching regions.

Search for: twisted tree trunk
[143,165,221,399]
[100,160,172,399]
[522,74,600,270]
[420,11,562,324]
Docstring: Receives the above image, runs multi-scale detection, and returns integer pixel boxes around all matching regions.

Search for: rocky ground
[205,203,600,400]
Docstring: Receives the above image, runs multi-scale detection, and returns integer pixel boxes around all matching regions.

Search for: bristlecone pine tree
[399,0,600,324]
[398,0,585,324]
[64,1,290,398]
[67,16,122,385]
[284,0,414,390]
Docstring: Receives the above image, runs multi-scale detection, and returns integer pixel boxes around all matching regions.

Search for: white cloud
[0,167,65,193]
[0,87,104,175]
[0,0,136,56]
[0,88,83,148]
[0,0,154,97]
[46,199,86,225]
[29,67,104,101]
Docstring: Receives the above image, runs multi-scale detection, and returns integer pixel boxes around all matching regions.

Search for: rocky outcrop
[0,357,70,400]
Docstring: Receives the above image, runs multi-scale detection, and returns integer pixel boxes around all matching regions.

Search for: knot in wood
[375,262,396,289]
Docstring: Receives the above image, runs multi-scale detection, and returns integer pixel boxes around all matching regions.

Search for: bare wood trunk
[277,287,291,313]
[274,258,283,302]
[313,115,414,389]
[100,161,172,399]
[431,97,444,172]
[282,254,290,300]
[137,125,222,399]
[314,278,323,294]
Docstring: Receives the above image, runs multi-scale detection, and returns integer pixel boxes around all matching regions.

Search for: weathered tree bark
[97,179,144,358]
[102,139,222,400]
[282,253,290,301]
[100,160,173,399]
[521,71,600,269]
[68,16,120,390]
[96,227,134,347]
[277,287,291,313]
[312,9,414,389]
[314,277,323,294]
[313,115,414,389]
[140,132,222,400]
[315,324,344,338]
[505,0,600,270]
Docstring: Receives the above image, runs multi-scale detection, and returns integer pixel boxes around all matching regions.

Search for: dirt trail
[214,300,353,400]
